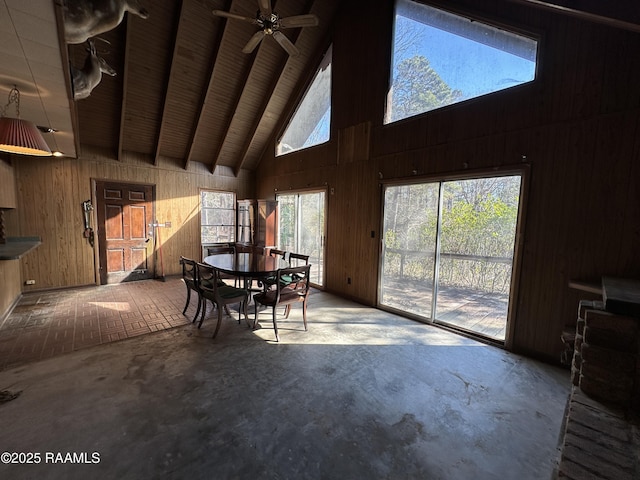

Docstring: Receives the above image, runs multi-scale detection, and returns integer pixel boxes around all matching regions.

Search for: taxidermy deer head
[71,39,117,100]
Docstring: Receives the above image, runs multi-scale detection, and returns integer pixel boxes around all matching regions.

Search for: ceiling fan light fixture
[0,86,51,157]
[213,0,318,56]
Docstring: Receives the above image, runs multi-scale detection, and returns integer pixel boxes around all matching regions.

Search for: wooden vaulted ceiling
[66,0,340,175]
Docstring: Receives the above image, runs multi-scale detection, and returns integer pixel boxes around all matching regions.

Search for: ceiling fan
[212,0,318,57]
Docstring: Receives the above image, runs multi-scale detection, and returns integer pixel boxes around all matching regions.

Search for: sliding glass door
[276,191,326,287]
[380,182,440,319]
[380,173,523,342]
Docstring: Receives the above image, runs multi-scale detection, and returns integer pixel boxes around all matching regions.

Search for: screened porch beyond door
[379,174,523,343]
[381,277,509,340]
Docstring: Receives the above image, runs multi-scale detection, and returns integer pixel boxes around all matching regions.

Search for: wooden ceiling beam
[154,0,187,167]
[185,0,244,172]
[54,1,80,158]
[182,1,230,171]
[502,0,640,33]
[234,53,288,176]
[205,1,259,174]
[234,10,316,175]
[116,16,132,162]
[209,52,258,175]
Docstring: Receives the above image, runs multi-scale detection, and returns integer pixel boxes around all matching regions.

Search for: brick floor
[0,277,196,371]
[556,386,640,479]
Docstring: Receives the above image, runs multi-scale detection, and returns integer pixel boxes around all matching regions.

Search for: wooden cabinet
[237,199,277,247]
[256,199,278,247]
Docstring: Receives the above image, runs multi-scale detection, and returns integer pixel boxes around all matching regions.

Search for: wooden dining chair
[179,256,201,323]
[205,243,240,289]
[286,252,311,287]
[262,248,289,291]
[234,243,254,253]
[288,252,310,267]
[204,244,235,258]
[253,264,312,342]
[268,248,289,260]
[235,243,265,289]
[196,262,249,338]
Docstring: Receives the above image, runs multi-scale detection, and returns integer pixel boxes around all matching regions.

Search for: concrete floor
[0,286,570,479]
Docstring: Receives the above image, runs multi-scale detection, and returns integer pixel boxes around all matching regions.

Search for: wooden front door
[95,181,155,284]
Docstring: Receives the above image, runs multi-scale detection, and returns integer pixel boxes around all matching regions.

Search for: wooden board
[602,277,640,318]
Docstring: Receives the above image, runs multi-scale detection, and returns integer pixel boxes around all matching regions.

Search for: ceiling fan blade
[272,31,299,57]
[242,31,265,54]
[257,0,272,16]
[212,10,257,24]
[279,14,319,29]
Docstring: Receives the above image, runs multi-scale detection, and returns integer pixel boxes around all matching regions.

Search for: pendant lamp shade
[0,85,52,157]
[0,117,52,156]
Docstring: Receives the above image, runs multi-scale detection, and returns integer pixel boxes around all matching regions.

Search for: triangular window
[385,0,538,124]
[277,45,332,156]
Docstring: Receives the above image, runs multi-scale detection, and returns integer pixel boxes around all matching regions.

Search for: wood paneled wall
[0,159,16,208]
[256,0,640,362]
[7,147,252,292]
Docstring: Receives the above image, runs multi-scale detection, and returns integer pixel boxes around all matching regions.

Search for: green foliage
[390,55,462,122]
[440,194,517,257]
[382,177,521,294]
[385,229,399,249]
[277,193,325,259]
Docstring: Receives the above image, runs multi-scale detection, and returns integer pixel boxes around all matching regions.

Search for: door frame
[377,164,530,349]
[275,187,328,289]
[91,179,157,285]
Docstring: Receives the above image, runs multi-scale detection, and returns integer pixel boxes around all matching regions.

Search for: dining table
[203,252,289,281]
[203,252,290,328]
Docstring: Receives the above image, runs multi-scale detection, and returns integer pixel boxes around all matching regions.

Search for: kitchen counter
[0,237,41,260]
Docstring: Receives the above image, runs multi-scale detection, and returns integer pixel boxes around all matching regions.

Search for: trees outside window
[277,191,325,286]
[385,0,538,124]
[201,190,235,245]
[380,174,523,341]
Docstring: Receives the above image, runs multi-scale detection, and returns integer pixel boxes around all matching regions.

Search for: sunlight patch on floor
[251,305,491,347]
[88,301,133,312]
